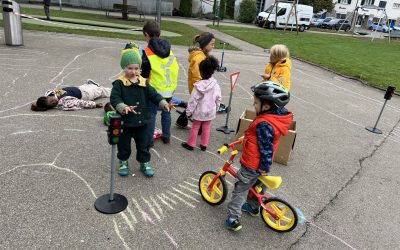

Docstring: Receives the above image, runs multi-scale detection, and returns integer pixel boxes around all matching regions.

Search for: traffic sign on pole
[230,72,240,90]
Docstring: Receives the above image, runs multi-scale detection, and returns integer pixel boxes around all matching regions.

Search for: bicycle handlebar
[217,139,243,154]
[217,144,228,154]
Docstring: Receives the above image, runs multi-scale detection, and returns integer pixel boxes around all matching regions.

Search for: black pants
[44,5,50,19]
[117,125,150,163]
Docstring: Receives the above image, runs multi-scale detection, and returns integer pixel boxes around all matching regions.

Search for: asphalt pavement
[0,28,399,250]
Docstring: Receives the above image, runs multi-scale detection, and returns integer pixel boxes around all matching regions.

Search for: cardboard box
[235,107,297,165]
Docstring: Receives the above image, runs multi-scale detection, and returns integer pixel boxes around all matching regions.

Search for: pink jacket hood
[186,77,221,121]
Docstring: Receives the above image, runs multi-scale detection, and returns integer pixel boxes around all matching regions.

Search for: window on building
[393,3,400,8]
[361,0,375,5]
[336,13,347,19]
[338,0,352,4]
[378,1,387,7]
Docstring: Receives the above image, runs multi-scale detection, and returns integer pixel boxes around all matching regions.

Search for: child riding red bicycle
[199,81,297,232]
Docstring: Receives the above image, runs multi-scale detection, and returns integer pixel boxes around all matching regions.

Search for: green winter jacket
[110,75,166,127]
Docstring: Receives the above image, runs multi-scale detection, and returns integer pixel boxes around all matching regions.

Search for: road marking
[291,95,364,128]
[10,130,42,135]
[172,187,200,202]
[183,181,198,188]
[167,191,196,208]
[178,63,187,78]
[150,148,161,159]
[120,212,134,231]
[126,206,138,224]
[156,194,175,210]
[190,177,199,183]
[307,221,358,250]
[142,196,161,221]
[295,68,400,113]
[113,219,131,250]
[150,195,164,216]
[64,129,85,132]
[161,193,177,205]
[178,184,201,196]
[163,230,178,249]
[0,113,102,120]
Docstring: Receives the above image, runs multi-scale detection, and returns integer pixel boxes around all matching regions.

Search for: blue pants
[148,98,171,141]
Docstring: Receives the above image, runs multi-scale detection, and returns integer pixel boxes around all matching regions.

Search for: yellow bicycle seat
[258,176,282,190]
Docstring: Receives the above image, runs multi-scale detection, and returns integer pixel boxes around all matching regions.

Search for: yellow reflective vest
[144,47,179,98]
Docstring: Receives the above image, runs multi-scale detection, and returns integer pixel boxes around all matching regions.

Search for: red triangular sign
[230,72,240,90]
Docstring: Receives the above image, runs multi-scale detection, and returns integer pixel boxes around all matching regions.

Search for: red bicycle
[199,139,298,232]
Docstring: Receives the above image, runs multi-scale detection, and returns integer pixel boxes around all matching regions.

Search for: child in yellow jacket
[261,44,292,92]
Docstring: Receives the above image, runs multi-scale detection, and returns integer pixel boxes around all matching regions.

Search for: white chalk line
[306,221,358,250]
[150,148,161,159]
[157,194,175,210]
[291,95,364,128]
[0,155,130,249]
[0,113,102,120]
[295,68,400,113]
[183,181,198,188]
[109,70,123,80]
[120,212,135,231]
[178,63,187,78]
[178,184,201,196]
[126,206,138,224]
[167,191,196,208]
[113,219,131,250]
[48,46,115,86]
[142,196,161,221]
[161,193,178,205]
[10,130,42,136]
[171,187,200,203]
[163,230,179,249]
[151,196,164,216]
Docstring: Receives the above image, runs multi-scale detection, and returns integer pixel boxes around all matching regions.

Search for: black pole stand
[217,87,235,134]
[95,145,128,214]
[217,42,228,72]
[365,86,396,134]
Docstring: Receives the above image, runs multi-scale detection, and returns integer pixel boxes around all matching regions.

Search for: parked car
[320,17,336,28]
[332,19,351,31]
[368,22,389,32]
[311,18,325,27]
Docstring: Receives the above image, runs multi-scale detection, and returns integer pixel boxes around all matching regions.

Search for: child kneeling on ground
[110,47,172,177]
[181,55,221,151]
[225,81,292,231]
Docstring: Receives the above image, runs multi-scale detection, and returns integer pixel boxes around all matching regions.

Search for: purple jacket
[186,77,221,121]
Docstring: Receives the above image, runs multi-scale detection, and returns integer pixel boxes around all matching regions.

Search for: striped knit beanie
[120,48,142,69]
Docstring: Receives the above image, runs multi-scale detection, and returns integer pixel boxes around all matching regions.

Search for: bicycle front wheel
[261,197,298,232]
[198,171,227,206]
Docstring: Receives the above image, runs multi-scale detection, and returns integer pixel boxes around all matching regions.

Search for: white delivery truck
[256,3,313,32]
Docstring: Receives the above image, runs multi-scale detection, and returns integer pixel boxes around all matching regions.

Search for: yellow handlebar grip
[217,145,228,155]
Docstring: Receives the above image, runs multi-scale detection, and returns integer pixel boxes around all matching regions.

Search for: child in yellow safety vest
[141,20,179,146]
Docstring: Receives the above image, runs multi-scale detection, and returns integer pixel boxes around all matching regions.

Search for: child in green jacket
[111,48,171,177]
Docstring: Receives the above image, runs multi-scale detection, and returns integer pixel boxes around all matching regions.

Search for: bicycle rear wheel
[261,197,298,232]
[198,171,227,206]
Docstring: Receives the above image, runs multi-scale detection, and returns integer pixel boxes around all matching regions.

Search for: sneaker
[140,162,155,177]
[200,145,207,151]
[161,137,170,144]
[118,161,129,176]
[181,142,194,151]
[241,203,260,217]
[225,217,242,232]
[87,79,100,87]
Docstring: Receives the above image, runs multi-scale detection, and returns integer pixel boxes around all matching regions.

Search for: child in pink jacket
[182,56,221,151]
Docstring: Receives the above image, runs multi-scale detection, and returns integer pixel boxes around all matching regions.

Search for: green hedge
[238,0,256,23]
